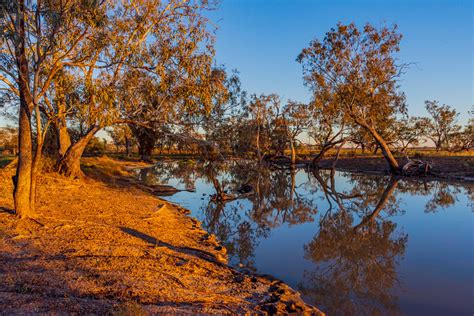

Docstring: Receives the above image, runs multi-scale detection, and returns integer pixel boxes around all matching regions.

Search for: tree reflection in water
[202,161,317,268]
[301,171,406,315]
[138,161,471,314]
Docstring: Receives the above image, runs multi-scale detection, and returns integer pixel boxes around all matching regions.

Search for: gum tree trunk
[29,104,46,211]
[13,0,34,218]
[58,127,99,178]
[312,146,330,167]
[57,122,71,158]
[138,142,153,162]
[368,127,399,172]
[131,126,156,161]
[357,120,399,172]
[331,140,346,169]
[256,122,262,161]
[14,99,33,217]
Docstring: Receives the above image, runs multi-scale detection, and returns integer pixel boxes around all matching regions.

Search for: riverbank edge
[309,155,474,184]
[128,154,474,183]
[0,157,324,315]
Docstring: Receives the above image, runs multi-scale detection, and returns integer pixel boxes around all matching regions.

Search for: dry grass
[0,156,322,314]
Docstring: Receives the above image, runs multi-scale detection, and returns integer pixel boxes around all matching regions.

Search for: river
[136,160,473,315]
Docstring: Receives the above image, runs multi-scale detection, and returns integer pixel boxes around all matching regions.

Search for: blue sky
[208,0,473,123]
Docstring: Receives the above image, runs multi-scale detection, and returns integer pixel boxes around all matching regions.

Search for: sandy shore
[0,157,323,314]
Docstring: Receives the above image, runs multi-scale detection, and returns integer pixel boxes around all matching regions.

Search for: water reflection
[137,160,473,315]
[301,175,406,315]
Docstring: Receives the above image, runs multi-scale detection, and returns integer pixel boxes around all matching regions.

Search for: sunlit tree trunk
[29,105,47,211]
[14,98,33,217]
[57,119,71,158]
[58,127,99,178]
[331,140,345,169]
[359,122,399,172]
[13,0,33,218]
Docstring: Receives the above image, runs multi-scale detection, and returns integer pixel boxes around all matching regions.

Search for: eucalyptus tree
[298,23,408,172]
[55,0,220,177]
[1,0,225,215]
[393,116,429,153]
[424,100,460,151]
[244,94,281,161]
[282,101,310,165]
[107,124,134,156]
[449,113,473,151]
[0,0,105,216]
[126,66,237,161]
[201,69,245,156]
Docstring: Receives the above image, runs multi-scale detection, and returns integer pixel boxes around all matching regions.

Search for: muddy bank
[300,155,474,182]
[0,158,323,314]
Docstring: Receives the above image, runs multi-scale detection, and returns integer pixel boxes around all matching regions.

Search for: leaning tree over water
[298,23,408,173]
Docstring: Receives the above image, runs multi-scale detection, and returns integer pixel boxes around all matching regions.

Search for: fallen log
[400,158,432,176]
[210,192,254,202]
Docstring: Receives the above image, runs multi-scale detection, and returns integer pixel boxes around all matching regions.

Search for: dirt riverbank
[309,155,474,182]
[0,157,323,314]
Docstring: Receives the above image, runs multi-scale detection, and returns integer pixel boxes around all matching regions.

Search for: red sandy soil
[0,157,323,315]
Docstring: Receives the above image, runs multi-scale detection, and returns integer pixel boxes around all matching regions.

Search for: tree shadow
[0,223,239,313]
[0,206,15,215]
[119,226,226,266]
[0,236,117,313]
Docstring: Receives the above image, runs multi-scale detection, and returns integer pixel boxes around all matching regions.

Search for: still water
[137,160,473,315]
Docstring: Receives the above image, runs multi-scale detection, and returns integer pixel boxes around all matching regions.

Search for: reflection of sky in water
[141,163,473,315]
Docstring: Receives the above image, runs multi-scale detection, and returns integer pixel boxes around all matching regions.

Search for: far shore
[103,151,474,183]
[312,155,474,183]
